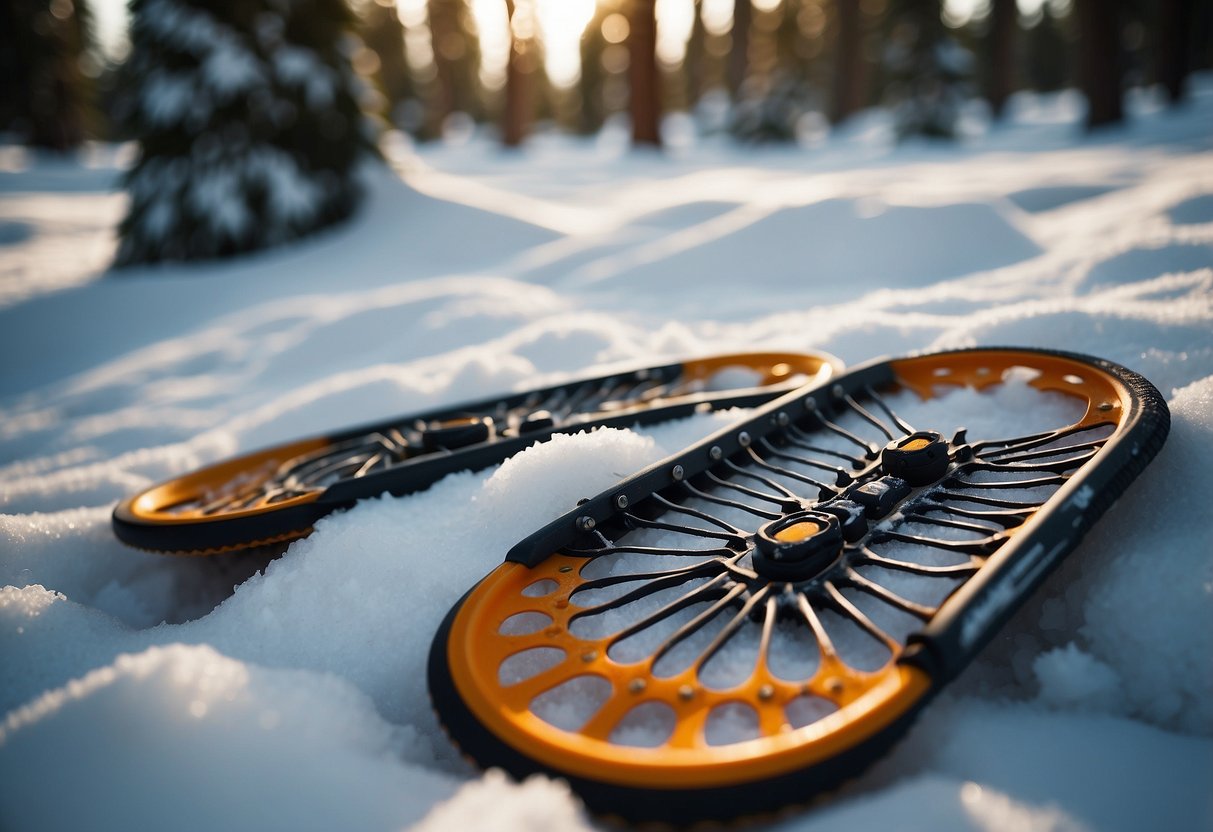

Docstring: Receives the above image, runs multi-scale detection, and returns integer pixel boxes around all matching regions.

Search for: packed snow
[2,80,1212,831]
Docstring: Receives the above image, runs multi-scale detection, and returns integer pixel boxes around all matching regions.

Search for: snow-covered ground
[2,83,1212,831]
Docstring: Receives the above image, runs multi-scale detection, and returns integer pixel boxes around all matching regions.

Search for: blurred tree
[1024,0,1071,92]
[0,0,95,150]
[115,0,376,265]
[628,0,662,145]
[684,0,708,107]
[773,0,807,82]
[501,0,531,145]
[1153,0,1195,104]
[582,1,634,133]
[1195,1,1213,72]
[830,0,867,123]
[984,0,1016,118]
[728,0,754,95]
[1074,0,1123,127]
[578,3,612,133]
[729,72,812,142]
[884,0,969,139]
[357,0,417,129]
[729,0,822,143]
[427,0,483,132]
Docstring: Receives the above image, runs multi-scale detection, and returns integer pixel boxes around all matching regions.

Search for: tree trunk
[1074,0,1123,128]
[578,4,609,134]
[360,0,414,125]
[1154,0,1194,104]
[728,0,752,96]
[986,0,1017,119]
[685,0,707,107]
[628,0,662,146]
[501,0,529,147]
[829,0,865,124]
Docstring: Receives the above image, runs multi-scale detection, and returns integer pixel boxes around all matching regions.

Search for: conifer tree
[728,0,753,97]
[0,0,95,151]
[884,0,970,139]
[115,0,376,266]
[1074,0,1123,128]
[684,0,708,109]
[830,0,868,124]
[578,3,612,134]
[1154,0,1195,104]
[628,0,662,146]
[502,0,532,146]
[985,0,1018,119]
[1024,1,1071,92]
[357,0,417,129]
[427,0,483,127]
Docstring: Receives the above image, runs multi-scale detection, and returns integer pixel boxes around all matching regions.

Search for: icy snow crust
[2,84,1213,830]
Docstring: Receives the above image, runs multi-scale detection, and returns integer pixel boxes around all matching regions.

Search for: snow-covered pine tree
[883,0,971,140]
[115,0,377,266]
[728,73,813,144]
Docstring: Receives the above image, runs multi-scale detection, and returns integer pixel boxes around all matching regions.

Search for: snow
[203,38,265,99]
[1033,643,1121,712]
[142,71,197,127]
[0,644,454,832]
[2,78,1212,831]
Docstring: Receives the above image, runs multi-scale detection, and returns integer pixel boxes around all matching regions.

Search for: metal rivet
[558,565,573,573]
[826,678,844,695]
[678,685,695,701]
[776,412,790,427]
[804,397,818,411]
[581,650,598,662]
[832,384,845,398]
[576,515,596,532]
[615,494,629,509]
[757,684,775,701]
[629,679,646,694]
[738,431,751,447]
[1098,401,1114,411]
[672,464,685,481]
[709,445,723,461]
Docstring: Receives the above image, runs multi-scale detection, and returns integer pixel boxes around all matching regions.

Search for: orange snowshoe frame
[429,347,1168,823]
[113,351,842,555]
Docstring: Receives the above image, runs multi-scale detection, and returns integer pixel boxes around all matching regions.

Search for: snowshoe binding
[112,352,841,555]
[428,347,1169,823]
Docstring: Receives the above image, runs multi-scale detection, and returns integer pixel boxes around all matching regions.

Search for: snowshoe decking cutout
[428,347,1169,824]
[112,352,842,555]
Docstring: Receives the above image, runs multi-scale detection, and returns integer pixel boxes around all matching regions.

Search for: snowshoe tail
[427,347,1169,824]
[112,351,842,555]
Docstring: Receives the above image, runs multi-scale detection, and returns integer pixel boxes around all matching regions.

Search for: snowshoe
[112,352,841,555]
[428,347,1169,823]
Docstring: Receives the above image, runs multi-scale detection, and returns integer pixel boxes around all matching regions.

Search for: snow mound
[1078,376,1213,734]
[0,643,454,832]
[412,770,592,832]
[1033,643,1121,712]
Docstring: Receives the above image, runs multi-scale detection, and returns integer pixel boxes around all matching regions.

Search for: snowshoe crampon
[112,351,841,555]
[428,348,1169,824]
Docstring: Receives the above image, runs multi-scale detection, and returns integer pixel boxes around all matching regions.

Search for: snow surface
[2,80,1212,831]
